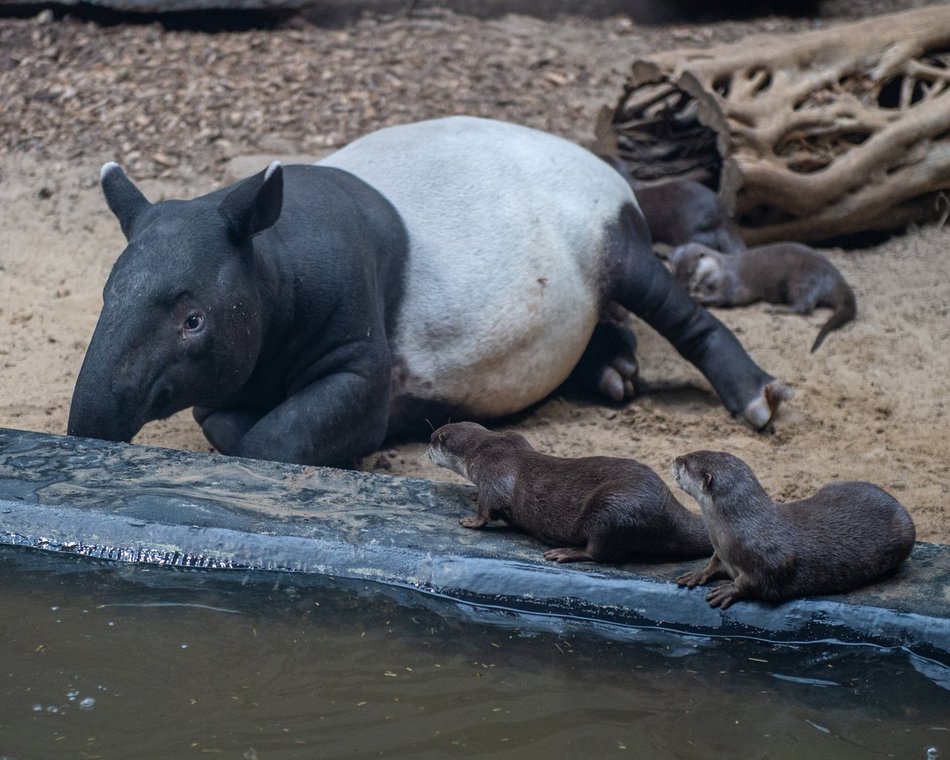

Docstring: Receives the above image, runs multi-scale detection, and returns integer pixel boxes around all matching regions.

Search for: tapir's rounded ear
[101,162,151,241]
[218,161,284,242]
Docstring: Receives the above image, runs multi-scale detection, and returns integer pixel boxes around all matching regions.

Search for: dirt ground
[1,2,947,543]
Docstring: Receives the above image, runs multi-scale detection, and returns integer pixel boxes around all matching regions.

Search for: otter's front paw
[543,547,593,563]
[459,515,488,529]
[705,582,745,609]
[676,570,709,589]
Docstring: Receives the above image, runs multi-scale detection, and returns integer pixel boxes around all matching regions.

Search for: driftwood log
[605,6,950,244]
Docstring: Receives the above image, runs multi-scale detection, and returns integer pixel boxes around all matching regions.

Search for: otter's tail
[811,285,857,352]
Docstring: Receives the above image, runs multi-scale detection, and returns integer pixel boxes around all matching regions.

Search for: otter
[427,421,712,564]
[672,450,916,608]
[670,241,857,352]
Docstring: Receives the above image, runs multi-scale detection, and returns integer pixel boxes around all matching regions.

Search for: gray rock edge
[0,427,947,657]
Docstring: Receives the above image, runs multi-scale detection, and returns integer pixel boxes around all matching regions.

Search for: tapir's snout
[68,318,194,444]
[67,357,147,444]
[67,407,136,443]
[67,388,139,443]
[66,304,163,445]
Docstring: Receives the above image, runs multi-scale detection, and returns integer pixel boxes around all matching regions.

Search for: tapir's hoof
[572,320,639,403]
[597,357,638,403]
[741,380,793,431]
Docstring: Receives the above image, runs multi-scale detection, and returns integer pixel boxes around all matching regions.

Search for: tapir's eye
[183,312,204,332]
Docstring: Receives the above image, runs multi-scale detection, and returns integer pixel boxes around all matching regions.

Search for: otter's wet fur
[673,450,916,608]
[428,421,712,564]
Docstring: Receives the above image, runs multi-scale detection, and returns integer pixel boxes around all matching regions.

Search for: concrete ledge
[0,428,947,656]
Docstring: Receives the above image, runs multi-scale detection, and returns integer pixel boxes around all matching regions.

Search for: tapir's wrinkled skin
[69,116,788,467]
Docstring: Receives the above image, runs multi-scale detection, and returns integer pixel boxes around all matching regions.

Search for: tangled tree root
[605,6,950,244]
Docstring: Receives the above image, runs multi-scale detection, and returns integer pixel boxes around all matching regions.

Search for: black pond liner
[0,427,947,660]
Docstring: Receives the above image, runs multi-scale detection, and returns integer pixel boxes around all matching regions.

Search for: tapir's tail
[811,285,857,352]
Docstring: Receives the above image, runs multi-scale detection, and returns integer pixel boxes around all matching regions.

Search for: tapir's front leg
[606,204,790,430]
[193,407,263,454]
[202,367,391,468]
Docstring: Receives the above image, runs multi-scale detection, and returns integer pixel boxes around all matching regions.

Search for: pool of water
[1,546,947,760]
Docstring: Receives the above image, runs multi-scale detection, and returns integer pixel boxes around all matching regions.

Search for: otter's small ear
[702,471,715,491]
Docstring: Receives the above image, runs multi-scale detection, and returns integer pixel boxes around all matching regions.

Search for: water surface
[1,548,947,759]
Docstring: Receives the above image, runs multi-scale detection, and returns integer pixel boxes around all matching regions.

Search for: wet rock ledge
[0,427,947,656]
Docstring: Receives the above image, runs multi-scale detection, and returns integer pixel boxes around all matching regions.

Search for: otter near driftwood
[672,450,915,608]
[427,422,712,564]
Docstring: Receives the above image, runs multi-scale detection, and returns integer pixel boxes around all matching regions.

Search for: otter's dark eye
[183,313,204,332]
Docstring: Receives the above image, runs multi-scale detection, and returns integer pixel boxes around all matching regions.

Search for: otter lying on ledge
[672,450,915,609]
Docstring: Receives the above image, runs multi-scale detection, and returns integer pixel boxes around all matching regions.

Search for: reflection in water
[0,547,947,760]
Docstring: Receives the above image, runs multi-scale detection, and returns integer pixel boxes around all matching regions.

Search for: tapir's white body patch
[318,116,638,416]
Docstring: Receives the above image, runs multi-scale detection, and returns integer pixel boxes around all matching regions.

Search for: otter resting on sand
[670,242,856,352]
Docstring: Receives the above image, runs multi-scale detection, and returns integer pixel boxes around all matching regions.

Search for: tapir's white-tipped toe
[264,160,282,181]
[742,380,793,431]
[100,161,121,182]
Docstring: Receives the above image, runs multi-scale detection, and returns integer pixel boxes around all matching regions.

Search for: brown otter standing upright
[427,421,712,564]
[672,450,916,609]
[670,241,857,352]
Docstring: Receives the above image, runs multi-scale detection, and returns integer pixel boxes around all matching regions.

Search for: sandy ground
[0,3,947,543]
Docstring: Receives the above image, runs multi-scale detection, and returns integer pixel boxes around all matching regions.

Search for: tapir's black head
[67,161,284,444]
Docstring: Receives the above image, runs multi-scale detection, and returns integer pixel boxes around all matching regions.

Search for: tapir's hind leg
[604,203,790,430]
[567,319,639,403]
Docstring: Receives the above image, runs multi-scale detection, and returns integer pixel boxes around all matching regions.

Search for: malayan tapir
[68,116,789,467]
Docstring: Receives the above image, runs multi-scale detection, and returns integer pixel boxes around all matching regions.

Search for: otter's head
[670,243,730,304]
[672,450,761,515]
[428,422,534,481]
[427,422,493,479]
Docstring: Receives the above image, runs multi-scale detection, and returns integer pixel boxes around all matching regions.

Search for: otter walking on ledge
[427,422,712,564]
